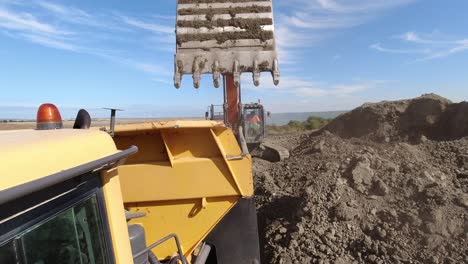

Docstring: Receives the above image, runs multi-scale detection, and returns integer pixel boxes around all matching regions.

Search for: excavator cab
[243,103,266,145]
[206,103,267,145]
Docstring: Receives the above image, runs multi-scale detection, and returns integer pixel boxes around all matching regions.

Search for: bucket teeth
[213,60,220,88]
[174,60,182,89]
[193,57,204,88]
[272,58,280,85]
[253,60,260,86]
[174,0,280,88]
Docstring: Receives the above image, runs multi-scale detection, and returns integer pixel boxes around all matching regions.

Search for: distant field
[268,111,345,125]
[0,111,346,130]
[0,118,183,131]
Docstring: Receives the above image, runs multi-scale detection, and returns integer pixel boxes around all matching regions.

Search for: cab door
[0,173,115,264]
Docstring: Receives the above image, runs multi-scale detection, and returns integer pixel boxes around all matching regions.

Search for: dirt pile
[254,95,468,263]
[323,94,468,142]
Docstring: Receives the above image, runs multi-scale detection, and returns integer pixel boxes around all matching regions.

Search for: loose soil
[176,2,273,45]
[178,0,270,3]
[178,6,271,16]
[177,30,273,45]
[177,18,273,30]
[255,94,468,263]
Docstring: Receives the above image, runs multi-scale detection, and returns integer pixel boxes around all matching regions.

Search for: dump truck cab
[0,106,261,264]
[0,128,136,264]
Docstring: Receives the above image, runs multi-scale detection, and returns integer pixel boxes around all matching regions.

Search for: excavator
[0,1,280,263]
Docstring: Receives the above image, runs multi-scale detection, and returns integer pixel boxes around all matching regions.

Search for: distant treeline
[267,116,332,134]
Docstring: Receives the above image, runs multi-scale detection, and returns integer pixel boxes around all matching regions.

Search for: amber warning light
[36,103,63,130]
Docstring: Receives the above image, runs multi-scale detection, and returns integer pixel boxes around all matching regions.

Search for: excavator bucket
[174,0,280,89]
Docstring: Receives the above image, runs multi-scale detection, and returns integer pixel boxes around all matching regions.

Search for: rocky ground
[255,94,468,263]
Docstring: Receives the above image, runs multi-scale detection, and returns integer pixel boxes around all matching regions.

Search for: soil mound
[254,95,468,263]
[323,94,468,142]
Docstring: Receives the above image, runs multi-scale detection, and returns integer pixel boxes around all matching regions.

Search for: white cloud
[370,43,430,54]
[278,0,415,28]
[421,39,468,60]
[280,13,365,30]
[0,7,68,35]
[0,1,176,80]
[398,31,453,45]
[292,84,369,97]
[274,0,416,67]
[131,62,172,76]
[243,75,373,98]
[37,1,103,28]
[286,0,416,14]
[120,15,173,34]
[332,54,341,61]
[21,33,78,51]
[374,31,468,60]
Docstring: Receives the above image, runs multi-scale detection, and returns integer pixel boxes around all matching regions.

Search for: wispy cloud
[21,33,77,51]
[280,13,365,30]
[310,0,415,13]
[0,1,175,80]
[278,0,415,30]
[370,43,430,54]
[130,61,172,76]
[120,15,173,34]
[275,0,415,64]
[293,84,369,97]
[373,31,468,60]
[36,1,109,29]
[421,39,468,60]
[243,75,376,98]
[0,7,68,35]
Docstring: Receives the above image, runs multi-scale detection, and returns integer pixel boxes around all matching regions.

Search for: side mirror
[73,109,91,129]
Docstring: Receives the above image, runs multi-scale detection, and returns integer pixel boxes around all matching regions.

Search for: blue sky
[0,0,467,118]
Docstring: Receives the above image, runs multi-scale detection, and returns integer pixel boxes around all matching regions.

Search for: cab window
[245,108,264,141]
[0,195,108,264]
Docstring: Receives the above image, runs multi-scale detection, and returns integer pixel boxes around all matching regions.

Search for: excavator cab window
[244,107,265,144]
[0,173,113,264]
[206,105,225,121]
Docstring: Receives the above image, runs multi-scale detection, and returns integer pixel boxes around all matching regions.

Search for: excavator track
[174,0,280,88]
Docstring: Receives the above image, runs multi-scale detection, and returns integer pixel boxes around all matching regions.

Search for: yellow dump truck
[0,104,260,264]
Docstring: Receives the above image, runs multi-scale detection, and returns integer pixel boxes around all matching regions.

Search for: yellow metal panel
[0,129,118,190]
[113,132,168,164]
[101,169,134,264]
[119,159,239,202]
[212,127,255,197]
[224,159,254,196]
[112,120,224,133]
[162,128,220,159]
[126,196,238,259]
[209,129,244,195]
[211,126,244,155]
[113,122,254,259]
[0,129,133,263]
[160,131,175,167]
